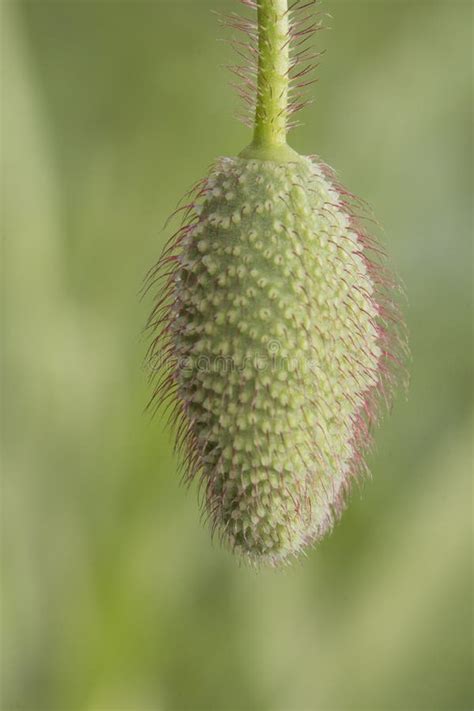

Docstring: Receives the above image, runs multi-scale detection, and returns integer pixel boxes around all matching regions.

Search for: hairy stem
[253,0,289,147]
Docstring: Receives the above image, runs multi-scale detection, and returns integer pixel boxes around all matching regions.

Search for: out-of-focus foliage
[1,1,472,709]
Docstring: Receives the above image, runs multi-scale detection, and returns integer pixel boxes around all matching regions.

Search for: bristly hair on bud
[144,0,408,567]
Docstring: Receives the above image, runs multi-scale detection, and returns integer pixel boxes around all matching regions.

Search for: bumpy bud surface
[146,0,407,566]
[146,154,405,565]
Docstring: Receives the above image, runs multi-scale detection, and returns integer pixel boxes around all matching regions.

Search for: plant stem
[253,0,289,148]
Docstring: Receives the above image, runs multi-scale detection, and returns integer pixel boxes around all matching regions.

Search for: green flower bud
[145,0,407,566]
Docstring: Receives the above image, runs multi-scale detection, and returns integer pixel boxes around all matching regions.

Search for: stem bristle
[220,0,325,134]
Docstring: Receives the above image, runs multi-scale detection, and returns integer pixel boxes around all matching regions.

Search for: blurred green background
[2,0,472,709]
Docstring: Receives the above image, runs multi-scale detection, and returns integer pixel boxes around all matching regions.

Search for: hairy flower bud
[145,1,407,566]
